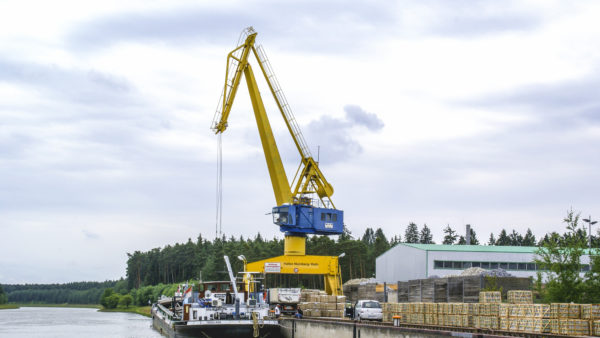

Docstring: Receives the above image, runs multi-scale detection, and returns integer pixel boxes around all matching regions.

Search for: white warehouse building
[375,243,591,282]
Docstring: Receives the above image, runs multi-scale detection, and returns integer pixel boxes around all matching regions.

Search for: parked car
[353,300,382,321]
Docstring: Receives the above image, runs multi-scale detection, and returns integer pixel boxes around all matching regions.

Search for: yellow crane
[212,27,344,295]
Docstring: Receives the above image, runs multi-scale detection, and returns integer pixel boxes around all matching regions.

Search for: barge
[151,256,282,337]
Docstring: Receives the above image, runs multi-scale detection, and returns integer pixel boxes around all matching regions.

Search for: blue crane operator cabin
[272,204,344,235]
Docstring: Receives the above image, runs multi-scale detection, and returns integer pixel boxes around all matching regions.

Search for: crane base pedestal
[284,235,306,256]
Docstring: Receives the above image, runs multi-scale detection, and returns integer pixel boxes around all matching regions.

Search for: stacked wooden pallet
[479,291,501,303]
[507,290,534,304]
[381,291,600,336]
[299,289,345,318]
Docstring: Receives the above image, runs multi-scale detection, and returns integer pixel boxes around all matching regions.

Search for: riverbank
[2,303,100,310]
[1,303,151,317]
[99,305,152,318]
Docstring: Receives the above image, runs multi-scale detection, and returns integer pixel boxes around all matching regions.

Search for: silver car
[354,300,383,321]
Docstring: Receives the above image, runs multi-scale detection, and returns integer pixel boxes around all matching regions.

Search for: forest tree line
[124,219,600,291]
[1,280,123,304]
[3,213,599,305]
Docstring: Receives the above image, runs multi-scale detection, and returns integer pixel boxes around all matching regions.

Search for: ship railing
[156,303,175,321]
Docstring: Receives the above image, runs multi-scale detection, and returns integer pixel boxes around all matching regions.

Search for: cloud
[66,1,397,53]
[399,0,545,38]
[82,229,100,240]
[466,73,600,128]
[344,104,384,131]
[0,58,137,108]
[300,105,383,164]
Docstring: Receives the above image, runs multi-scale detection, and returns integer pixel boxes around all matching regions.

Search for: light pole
[583,216,598,250]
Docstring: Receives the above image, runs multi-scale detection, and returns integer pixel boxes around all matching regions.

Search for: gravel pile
[343,278,378,286]
[445,267,513,278]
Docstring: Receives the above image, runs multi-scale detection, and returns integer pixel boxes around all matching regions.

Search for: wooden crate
[477,316,499,329]
[499,317,508,330]
[531,304,551,318]
[556,319,590,336]
[531,318,552,333]
[551,303,581,319]
[479,291,501,303]
[593,320,600,336]
[581,304,600,320]
[507,290,533,304]
[467,303,480,316]
[479,303,500,316]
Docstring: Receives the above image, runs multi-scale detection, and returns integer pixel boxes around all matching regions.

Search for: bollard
[393,315,401,327]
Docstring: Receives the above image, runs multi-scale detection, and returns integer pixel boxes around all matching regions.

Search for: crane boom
[211,27,343,238]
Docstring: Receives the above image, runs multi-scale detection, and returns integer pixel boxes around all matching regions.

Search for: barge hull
[153,313,281,338]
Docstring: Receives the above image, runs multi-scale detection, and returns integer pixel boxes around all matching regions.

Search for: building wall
[375,245,426,283]
[427,250,538,279]
[376,245,593,283]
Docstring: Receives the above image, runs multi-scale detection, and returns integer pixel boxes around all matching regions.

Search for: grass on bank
[0,304,19,310]
[99,305,152,318]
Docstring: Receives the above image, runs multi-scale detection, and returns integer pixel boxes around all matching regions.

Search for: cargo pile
[479,291,501,303]
[342,279,377,302]
[298,289,345,318]
[507,290,534,304]
[382,290,600,336]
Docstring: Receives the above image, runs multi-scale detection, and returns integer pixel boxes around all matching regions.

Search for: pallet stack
[549,303,597,336]
[479,291,501,303]
[298,289,345,318]
[381,290,600,336]
[507,290,534,304]
[475,291,501,329]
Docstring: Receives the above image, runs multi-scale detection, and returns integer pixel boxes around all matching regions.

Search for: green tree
[389,235,402,247]
[538,232,562,246]
[404,223,419,243]
[469,228,480,245]
[496,229,511,246]
[583,254,600,303]
[419,224,434,244]
[361,228,375,246]
[522,228,536,246]
[106,293,121,309]
[509,230,523,246]
[457,226,479,245]
[0,285,7,304]
[488,233,496,246]
[100,288,114,308]
[120,294,133,308]
[442,225,457,245]
[535,209,586,303]
[373,228,390,257]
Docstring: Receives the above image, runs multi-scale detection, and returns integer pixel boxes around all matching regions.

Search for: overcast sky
[1,0,599,284]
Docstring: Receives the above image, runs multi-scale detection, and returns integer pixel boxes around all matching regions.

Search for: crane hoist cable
[215,133,223,239]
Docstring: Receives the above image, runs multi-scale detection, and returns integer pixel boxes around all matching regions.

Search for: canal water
[0,307,162,337]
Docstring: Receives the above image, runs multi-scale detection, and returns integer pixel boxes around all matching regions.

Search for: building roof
[400,243,539,254]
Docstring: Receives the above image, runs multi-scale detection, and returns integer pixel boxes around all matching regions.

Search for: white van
[354,300,383,321]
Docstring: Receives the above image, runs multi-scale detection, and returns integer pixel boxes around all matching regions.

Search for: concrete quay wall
[279,318,501,338]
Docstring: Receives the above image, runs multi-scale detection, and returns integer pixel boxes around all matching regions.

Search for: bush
[106,294,121,309]
[120,294,133,308]
[99,288,114,308]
